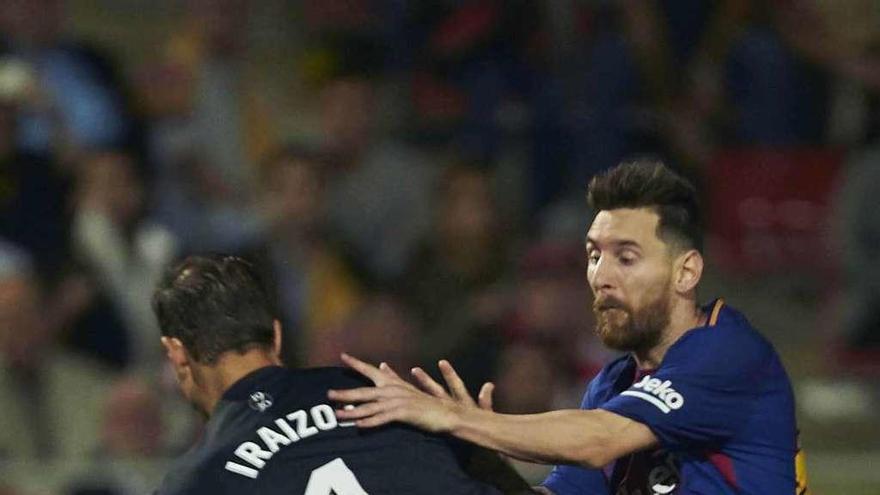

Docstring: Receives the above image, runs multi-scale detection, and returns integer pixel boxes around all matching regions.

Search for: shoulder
[221,366,372,407]
[251,367,372,409]
[592,355,633,385]
[156,446,219,495]
[583,355,633,407]
[286,366,372,390]
[664,301,777,377]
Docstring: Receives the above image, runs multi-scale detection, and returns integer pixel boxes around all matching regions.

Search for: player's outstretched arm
[329,354,659,469]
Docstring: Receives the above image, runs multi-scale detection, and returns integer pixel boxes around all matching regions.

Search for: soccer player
[152,254,525,494]
[330,162,810,494]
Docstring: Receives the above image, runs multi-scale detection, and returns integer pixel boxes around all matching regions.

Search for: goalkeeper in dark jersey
[152,254,526,495]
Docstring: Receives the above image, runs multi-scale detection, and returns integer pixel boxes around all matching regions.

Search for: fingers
[341,354,415,390]
[328,386,386,403]
[378,362,423,393]
[378,362,402,379]
[438,360,475,406]
[334,401,400,429]
[334,400,387,420]
[328,381,420,404]
[478,382,495,410]
[339,353,386,384]
[411,367,449,398]
[354,411,400,429]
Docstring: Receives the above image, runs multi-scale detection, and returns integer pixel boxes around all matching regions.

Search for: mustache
[593,296,628,312]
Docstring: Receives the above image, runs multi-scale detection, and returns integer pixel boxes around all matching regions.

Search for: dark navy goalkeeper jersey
[156,366,502,495]
[543,299,809,495]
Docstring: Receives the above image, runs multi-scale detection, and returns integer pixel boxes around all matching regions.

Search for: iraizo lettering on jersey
[621,375,685,414]
[224,403,355,479]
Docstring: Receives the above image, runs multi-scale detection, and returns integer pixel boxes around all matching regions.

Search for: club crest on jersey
[621,375,684,414]
[615,450,680,495]
[248,391,274,412]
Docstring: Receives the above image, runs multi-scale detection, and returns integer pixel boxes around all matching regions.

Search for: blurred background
[0,0,878,493]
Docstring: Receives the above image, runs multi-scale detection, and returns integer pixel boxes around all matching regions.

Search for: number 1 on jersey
[304,458,369,495]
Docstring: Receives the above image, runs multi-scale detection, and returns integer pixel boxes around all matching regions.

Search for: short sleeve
[542,464,610,495]
[600,329,772,451]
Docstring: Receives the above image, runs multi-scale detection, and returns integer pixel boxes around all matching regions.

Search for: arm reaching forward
[328,353,658,469]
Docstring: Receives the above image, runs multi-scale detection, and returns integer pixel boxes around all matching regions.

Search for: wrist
[447,403,483,438]
[445,402,468,435]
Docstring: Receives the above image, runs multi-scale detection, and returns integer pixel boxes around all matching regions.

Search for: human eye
[618,250,639,266]
[587,249,600,265]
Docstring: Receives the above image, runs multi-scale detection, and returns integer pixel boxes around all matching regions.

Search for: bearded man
[330,161,809,495]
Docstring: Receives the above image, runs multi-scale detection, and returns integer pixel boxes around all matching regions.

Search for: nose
[588,255,616,294]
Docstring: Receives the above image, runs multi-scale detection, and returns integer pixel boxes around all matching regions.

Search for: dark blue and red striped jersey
[543,299,808,495]
[155,366,502,495]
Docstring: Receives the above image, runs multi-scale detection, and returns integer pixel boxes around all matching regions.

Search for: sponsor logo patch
[248,391,274,412]
[621,375,684,414]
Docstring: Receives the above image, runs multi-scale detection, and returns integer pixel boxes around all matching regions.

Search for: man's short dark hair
[587,160,703,252]
[152,254,275,364]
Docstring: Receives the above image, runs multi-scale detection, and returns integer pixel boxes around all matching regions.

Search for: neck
[634,298,704,370]
[197,350,282,416]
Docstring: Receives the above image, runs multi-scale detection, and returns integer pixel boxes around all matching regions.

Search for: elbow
[541,408,644,469]
[566,408,654,469]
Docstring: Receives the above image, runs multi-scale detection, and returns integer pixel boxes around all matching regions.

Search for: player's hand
[411,360,495,411]
[329,353,463,433]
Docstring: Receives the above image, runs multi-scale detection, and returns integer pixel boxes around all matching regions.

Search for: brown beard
[593,280,671,354]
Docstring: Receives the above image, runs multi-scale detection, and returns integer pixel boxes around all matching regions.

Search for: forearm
[328,354,654,472]
[449,408,620,468]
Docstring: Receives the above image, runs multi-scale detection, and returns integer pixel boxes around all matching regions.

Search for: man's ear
[272,320,283,361]
[161,336,190,369]
[674,249,703,294]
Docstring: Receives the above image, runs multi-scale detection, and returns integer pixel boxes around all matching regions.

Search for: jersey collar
[222,365,285,401]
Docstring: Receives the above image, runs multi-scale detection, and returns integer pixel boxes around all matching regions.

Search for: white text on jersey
[224,403,353,479]
[621,375,685,414]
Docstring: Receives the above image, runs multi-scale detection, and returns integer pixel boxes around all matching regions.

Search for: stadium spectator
[399,164,512,391]
[504,241,610,383]
[403,1,571,222]
[0,59,132,373]
[333,293,419,375]
[71,149,177,371]
[0,0,136,160]
[493,344,561,417]
[837,151,880,359]
[563,2,648,195]
[143,0,277,252]
[491,342,567,484]
[99,376,165,458]
[773,0,880,145]
[0,93,70,278]
[722,3,830,147]
[555,0,830,182]
[62,377,168,495]
[3,2,877,491]
[321,73,440,284]
[243,144,362,367]
[331,161,809,495]
[0,240,109,460]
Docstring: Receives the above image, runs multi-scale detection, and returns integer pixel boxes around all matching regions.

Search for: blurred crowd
[2,0,880,492]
